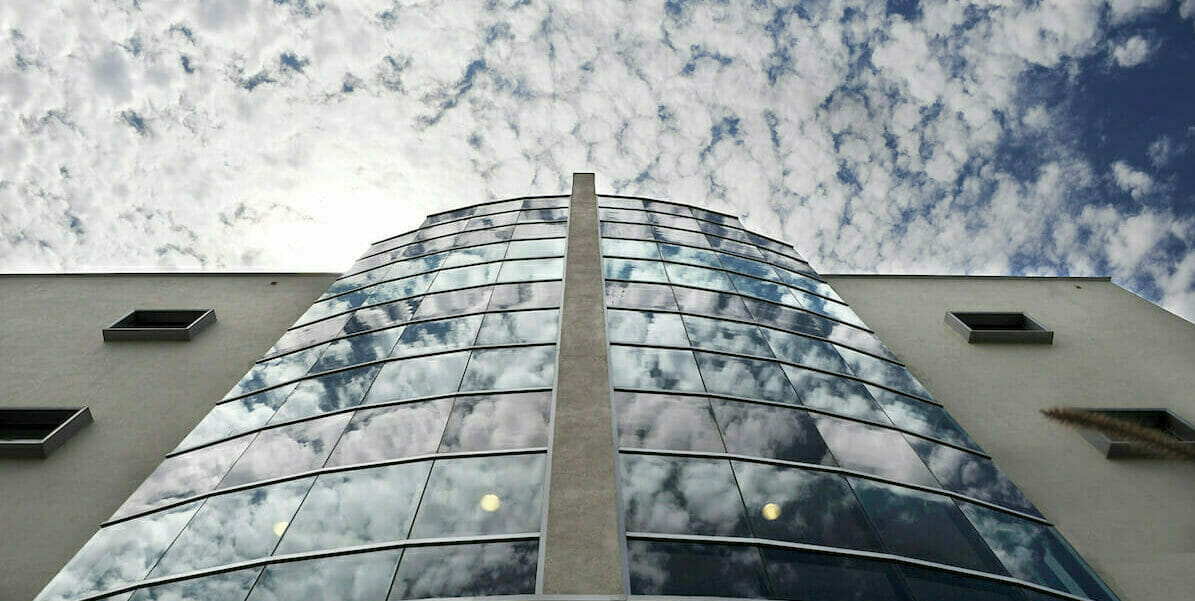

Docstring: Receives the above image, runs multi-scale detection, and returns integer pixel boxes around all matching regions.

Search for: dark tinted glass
[389,541,537,599]
[604,281,678,310]
[114,436,253,519]
[620,454,749,536]
[151,478,313,576]
[627,540,769,598]
[275,463,429,553]
[409,454,545,538]
[246,550,399,601]
[909,438,1040,516]
[784,366,891,422]
[615,392,725,452]
[849,477,1006,573]
[868,385,981,450]
[900,565,1032,601]
[764,548,913,601]
[960,504,1119,601]
[488,281,562,310]
[128,567,261,601]
[341,299,421,334]
[838,346,933,400]
[610,346,703,392]
[710,399,834,464]
[672,287,753,319]
[813,415,938,486]
[325,399,453,466]
[694,352,794,403]
[219,414,351,488]
[270,365,382,422]
[438,392,551,452]
[734,462,882,550]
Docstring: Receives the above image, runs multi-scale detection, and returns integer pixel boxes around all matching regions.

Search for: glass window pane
[600,208,650,223]
[960,504,1119,601]
[505,238,565,259]
[742,298,831,338]
[620,454,750,536]
[627,540,768,598]
[269,315,350,356]
[838,346,934,400]
[389,541,537,599]
[409,454,545,537]
[717,253,776,279]
[34,503,201,601]
[364,351,470,403]
[415,218,468,241]
[653,226,710,248]
[270,365,382,423]
[599,196,643,209]
[364,272,436,306]
[341,299,421,334]
[275,463,430,553]
[519,207,567,222]
[293,292,366,326]
[606,310,688,345]
[497,257,564,282]
[114,436,253,519]
[176,385,295,451]
[246,551,399,601]
[454,225,513,247]
[129,567,262,601]
[151,478,314,577]
[908,438,1040,516]
[695,352,794,404]
[782,365,891,422]
[610,346,703,392]
[812,415,938,486]
[488,281,561,310]
[600,221,653,240]
[602,238,659,259]
[226,345,327,399]
[219,413,352,488]
[522,197,567,210]
[796,291,869,328]
[411,288,493,320]
[761,328,850,373]
[664,263,736,292]
[438,392,551,452]
[776,268,843,301]
[644,200,691,216]
[729,273,800,306]
[710,399,834,464]
[764,548,913,601]
[441,242,507,268]
[513,222,566,239]
[706,235,762,257]
[311,328,401,372]
[658,243,722,268]
[474,199,523,215]
[615,392,724,452]
[466,211,518,230]
[325,266,388,297]
[460,346,557,390]
[867,385,981,450]
[476,309,559,344]
[603,258,669,282]
[734,462,882,549]
[849,477,1005,573]
[823,321,900,361]
[325,399,453,466]
[672,287,752,319]
[900,564,1031,601]
[604,281,677,311]
[428,263,499,292]
[390,315,483,358]
[386,253,448,281]
[648,212,700,230]
[682,315,773,357]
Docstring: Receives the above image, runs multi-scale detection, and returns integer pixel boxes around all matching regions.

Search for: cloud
[1111,35,1154,67]
[1111,160,1155,200]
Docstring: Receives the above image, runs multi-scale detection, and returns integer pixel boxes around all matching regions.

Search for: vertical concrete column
[541,173,624,594]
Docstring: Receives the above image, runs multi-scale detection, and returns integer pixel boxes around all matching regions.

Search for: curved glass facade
[35,185,1120,601]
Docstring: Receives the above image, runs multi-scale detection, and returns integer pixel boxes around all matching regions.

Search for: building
[7,174,1192,601]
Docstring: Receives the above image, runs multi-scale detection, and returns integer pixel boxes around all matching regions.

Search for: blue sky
[1,0,1194,320]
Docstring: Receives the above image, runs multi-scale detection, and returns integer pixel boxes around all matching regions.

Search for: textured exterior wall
[823,275,1195,601]
[0,273,336,601]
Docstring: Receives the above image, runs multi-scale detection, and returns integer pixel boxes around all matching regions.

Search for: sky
[1,0,1194,321]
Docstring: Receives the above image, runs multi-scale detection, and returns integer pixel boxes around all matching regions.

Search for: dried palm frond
[1041,407,1195,460]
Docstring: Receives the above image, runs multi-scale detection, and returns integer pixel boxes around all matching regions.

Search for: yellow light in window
[272,521,289,537]
[480,494,501,512]
[761,503,781,521]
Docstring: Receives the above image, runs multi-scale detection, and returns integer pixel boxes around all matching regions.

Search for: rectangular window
[0,407,92,457]
[945,311,1053,344]
[103,309,216,341]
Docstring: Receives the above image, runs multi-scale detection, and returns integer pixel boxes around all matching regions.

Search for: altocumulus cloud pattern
[2,0,1195,320]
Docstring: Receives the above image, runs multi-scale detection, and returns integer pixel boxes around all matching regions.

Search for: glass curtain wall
[599,195,1120,601]
[34,196,569,601]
